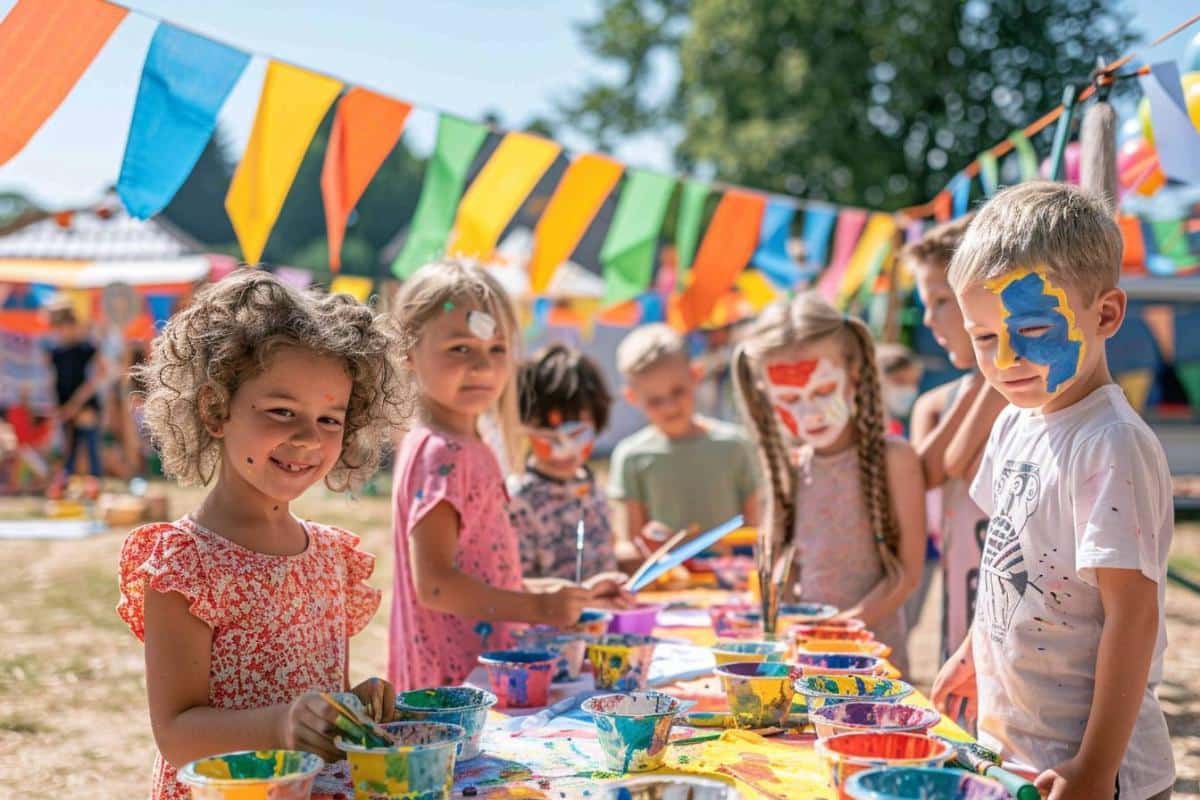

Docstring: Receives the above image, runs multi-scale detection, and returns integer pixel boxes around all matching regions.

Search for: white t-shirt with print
[970,385,1174,798]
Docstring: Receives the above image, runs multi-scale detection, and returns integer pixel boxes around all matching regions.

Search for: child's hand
[351,678,396,723]
[279,690,343,763]
[582,574,637,609]
[930,644,977,726]
[541,584,606,627]
[1035,756,1116,800]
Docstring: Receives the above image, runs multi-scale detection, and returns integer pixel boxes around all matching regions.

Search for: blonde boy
[608,324,759,563]
[932,183,1174,799]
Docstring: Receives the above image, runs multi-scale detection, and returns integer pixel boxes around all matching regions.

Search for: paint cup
[796,638,892,659]
[844,766,1011,800]
[714,661,801,728]
[587,634,658,690]
[710,639,789,666]
[789,619,867,641]
[816,732,955,798]
[607,603,663,635]
[776,602,839,629]
[795,675,914,712]
[510,627,589,683]
[604,776,740,799]
[393,686,497,762]
[810,702,942,741]
[707,604,759,639]
[337,721,465,800]
[568,609,614,638]
[178,750,322,800]
[477,650,557,708]
[793,626,876,645]
[793,652,886,677]
[582,691,682,773]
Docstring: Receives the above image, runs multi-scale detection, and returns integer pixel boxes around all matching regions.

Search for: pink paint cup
[477,650,556,708]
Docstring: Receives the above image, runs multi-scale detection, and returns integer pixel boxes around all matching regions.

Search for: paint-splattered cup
[587,634,658,690]
[810,702,942,741]
[816,732,954,798]
[582,691,682,773]
[789,618,867,640]
[796,638,892,659]
[510,627,589,682]
[337,721,465,800]
[568,609,614,637]
[394,686,497,761]
[715,661,801,728]
[477,650,557,708]
[795,675,914,712]
[776,603,839,629]
[178,750,322,800]
[793,652,886,677]
[844,766,1011,800]
[710,639,789,666]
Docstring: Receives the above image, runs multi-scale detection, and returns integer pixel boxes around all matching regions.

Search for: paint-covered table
[313,590,971,800]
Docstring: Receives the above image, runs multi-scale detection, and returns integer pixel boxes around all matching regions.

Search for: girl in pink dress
[117,273,411,800]
[388,260,632,691]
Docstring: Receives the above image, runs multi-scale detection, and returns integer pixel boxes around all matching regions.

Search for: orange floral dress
[117,516,380,800]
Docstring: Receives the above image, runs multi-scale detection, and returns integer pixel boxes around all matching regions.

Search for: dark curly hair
[518,344,612,431]
[135,271,412,491]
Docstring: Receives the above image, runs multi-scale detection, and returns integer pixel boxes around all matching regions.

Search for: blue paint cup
[394,686,497,762]
[845,766,1011,799]
[582,691,682,773]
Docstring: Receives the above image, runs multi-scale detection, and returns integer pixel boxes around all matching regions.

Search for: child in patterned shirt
[508,344,620,581]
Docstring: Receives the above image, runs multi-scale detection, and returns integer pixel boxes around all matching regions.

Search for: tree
[560,0,1137,208]
[161,128,238,247]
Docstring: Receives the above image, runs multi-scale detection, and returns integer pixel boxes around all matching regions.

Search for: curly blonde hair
[137,270,412,491]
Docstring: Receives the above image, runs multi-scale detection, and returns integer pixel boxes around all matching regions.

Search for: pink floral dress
[389,426,524,691]
[117,516,380,800]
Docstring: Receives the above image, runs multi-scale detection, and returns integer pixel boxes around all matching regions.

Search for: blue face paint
[987,268,1085,394]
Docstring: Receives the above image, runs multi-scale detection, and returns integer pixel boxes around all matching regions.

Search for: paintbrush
[671,727,786,746]
[575,515,585,584]
[322,692,397,748]
[936,737,1040,800]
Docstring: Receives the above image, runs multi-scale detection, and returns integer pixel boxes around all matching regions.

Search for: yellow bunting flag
[529,153,624,292]
[735,269,778,313]
[447,132,562,259]
[1116,369,1154,413]
[835,213,896,309]
[329,275,373,303]
[225,61,343,265]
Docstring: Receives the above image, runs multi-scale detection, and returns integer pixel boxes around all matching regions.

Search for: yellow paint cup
[178,750,322,800]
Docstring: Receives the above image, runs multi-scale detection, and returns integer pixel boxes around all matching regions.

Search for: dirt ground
[1,481,1198,798]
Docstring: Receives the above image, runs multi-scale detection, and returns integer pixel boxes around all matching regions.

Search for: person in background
[44,300,108,490]
[876,343,923,437]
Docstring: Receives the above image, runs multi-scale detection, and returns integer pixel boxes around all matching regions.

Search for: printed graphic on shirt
[980,461,1044,642]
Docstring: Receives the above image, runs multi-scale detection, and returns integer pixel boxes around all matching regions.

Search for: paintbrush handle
[983,766,1041,800]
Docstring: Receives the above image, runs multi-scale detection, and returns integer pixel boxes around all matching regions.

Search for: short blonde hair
[948,181,1121,302]
[616,323,688,379]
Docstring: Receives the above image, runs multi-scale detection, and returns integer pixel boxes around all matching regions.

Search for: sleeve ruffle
[322,525,382,637]
[116,522,220,642]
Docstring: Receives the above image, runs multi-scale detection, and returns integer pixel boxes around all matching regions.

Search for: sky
[0,0,1195,209]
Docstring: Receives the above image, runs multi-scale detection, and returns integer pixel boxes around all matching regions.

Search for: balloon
[1118,116,1142,144]
[1184,71,1200,130]
[1139,96,1154,146]
[1038,141,1081,183]
[1117,137,1165,197]
[1184,30,1200,74]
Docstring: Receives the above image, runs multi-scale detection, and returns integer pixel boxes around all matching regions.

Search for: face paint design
[466,310,497,340]
[985,267,1085,395]
[528,419,596,463]
[764,358,851,449]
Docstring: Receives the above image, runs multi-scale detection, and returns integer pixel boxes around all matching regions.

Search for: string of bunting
[2,0,1199,332]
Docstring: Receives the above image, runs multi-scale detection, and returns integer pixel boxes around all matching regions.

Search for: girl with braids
[732,291,926,673]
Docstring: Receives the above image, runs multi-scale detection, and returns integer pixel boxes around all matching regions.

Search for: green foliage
[161,129,237,246]
[561,0,1137,208]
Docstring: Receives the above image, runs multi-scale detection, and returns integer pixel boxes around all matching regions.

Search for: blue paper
[752,200,805,288]
[146,294,175,330]
[1139,62,1200,185]
[802,206,837,272]
[118,24,250,219]
[629,515,745,592]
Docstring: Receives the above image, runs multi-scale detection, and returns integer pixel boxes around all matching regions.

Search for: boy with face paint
[507,345,619,581]
[932,183,1174,800]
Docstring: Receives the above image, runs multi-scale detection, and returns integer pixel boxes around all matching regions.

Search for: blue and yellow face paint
[985,266,1085,394]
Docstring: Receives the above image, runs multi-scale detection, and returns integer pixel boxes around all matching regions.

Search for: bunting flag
[600,169,676,305]
[1116,369,1155,413]
[273,266,313,289]
[1118,214,1147,273]
[752,200,803,288]
[736,269,779,312]
[146,293,175,329]
[225,61,343,265]
[816,208,869,302]
[1140,62,1200,184]
[447,131,562,259]
[978,151,1000,197]
[1007,130,1039,182]
[0,0,127,166]
[391,115,488,278]
[948,173,972,218]
[674,180,711,279]
[836,213,897,308]
[672,190,767,330]
[932,191,952,223]
[528,153,624,293]
[321,88,411,271]
[118,24,250,219]
[802,206,837,271]
[329,275,374,302]
[1178,362,1200,415]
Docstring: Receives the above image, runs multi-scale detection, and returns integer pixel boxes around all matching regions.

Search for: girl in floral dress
[387,260,632,691]
[117,272,411,799]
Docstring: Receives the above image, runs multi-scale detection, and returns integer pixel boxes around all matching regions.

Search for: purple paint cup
[607,604,663,635]
[810,701,942,741]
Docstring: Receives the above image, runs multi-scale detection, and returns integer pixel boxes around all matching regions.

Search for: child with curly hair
[117,272,411,800]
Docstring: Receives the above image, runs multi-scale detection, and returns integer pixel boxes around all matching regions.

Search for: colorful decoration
[1139,63,1200,184]
[672,190,767,329]
[836,213,897,309]
[674,180,712,279]
[225,61,343,265]
[752,201,804,288]
[802,206,838,272]
[600,169,676,305]
[816,209,869,303]
[1006,130,1040,182]
[329,275,373,303]
[977,151,1000,196]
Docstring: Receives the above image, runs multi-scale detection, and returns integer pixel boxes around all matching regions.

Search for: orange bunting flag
[0,0,127,165]
[671,190,766,331]
[321,88,411,271]
[226,61,343,265]
[529,153,624,293]
[447,132,562,259]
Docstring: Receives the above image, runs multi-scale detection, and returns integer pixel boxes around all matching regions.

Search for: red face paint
[765,359,819,388]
